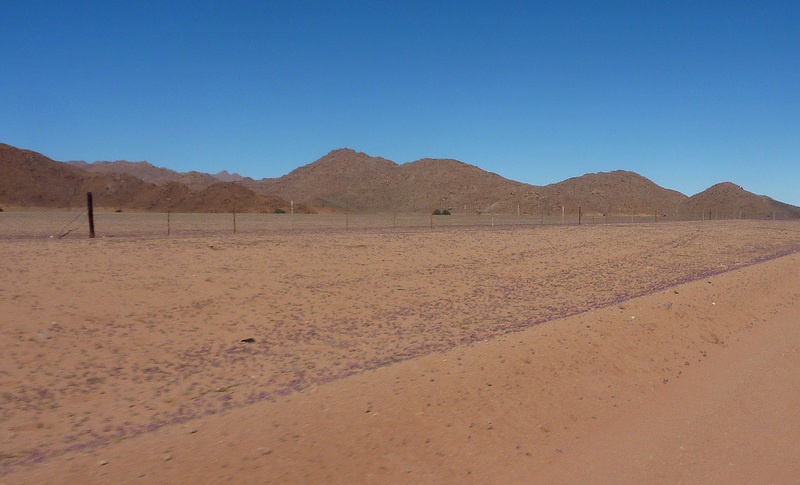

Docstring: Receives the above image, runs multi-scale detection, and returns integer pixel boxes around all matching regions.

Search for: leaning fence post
[578,206,582,225]
[87,192,95,238]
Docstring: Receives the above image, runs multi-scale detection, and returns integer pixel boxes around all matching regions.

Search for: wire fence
[0,208,793,239]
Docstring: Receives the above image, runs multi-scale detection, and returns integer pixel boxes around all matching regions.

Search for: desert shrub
[114,209,123,213]
[432,209,442,215]
[442,209,451,215]
[0,207,3,212]
[274,208,286,214]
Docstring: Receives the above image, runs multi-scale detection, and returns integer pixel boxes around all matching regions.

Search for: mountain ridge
[1,143,295,213]
[2,143,798,218]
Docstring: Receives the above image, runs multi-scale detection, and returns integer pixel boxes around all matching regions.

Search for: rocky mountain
[2,144,88,207]
[242,148,399,210]
[678,182,800,219]
[1,143,291,213]
[212,170,246,183]
[66,160,246,190]
[242,149,537,213]
[540,170,688,217]
[3,143,798,219]
[244,149,688,216]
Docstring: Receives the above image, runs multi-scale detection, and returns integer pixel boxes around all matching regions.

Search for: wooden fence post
[87,192,95,238]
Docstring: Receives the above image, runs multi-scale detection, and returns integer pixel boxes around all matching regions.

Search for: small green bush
[432,209,441,215]
[274,208,286,214]
[442,209,451,215]
[114,209,123,213]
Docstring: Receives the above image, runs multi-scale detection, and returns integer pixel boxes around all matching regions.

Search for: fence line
[0,208,795,240]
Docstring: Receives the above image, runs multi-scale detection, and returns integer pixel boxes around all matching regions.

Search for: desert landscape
[6,1,799,482]
[3,143,800,220]
[2,215,800,483]
[4,142,800,483]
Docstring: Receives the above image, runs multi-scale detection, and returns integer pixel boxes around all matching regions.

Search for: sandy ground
[2,218,800,483]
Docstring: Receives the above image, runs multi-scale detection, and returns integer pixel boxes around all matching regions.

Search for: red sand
[2,218,799,483]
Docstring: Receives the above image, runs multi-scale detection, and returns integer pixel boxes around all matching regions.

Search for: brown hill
[242,148,400,210]
[541,170,688,216]
[68,160,245,189]
[2,144,92,208]
[398,157,536,214]
[154,182,291,213]
[678,182,800,219]
[244,149,544,213]
[67,159,179,183]
[245,149,689,216]
[4,143,799,218]
[67,160,219,191]
[1,143,289,213]
[212,170,246,183]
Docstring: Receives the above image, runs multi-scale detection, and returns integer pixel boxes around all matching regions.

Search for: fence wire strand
[56,210,87,239]
[0,209,793,240]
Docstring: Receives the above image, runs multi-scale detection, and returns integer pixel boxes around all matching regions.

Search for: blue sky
[3,1,799,204]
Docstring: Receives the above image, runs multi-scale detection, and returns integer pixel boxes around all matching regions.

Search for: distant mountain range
[0,143,294,213]
[1,143,798,218]
[66,159,245,190]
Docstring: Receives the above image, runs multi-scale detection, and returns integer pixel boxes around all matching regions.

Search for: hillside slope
[4,143,799,218]
[679,182,800,219]
[1,144,289,213]
[245,149,690,215]
[67,160,245,190]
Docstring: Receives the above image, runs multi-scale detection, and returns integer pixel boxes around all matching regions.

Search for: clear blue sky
[3,1,799,204]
